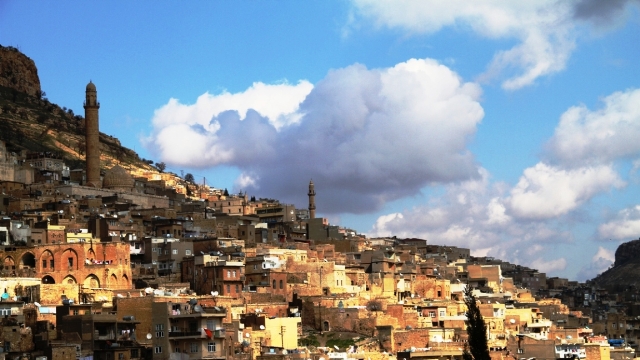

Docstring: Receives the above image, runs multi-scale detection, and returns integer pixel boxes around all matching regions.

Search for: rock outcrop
[0,45,41,97]
[614,238,640,267]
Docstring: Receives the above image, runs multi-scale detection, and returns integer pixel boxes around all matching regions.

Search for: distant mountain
[0,44,158,174]
[589,238,640,290]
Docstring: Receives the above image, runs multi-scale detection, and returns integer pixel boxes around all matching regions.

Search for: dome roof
[86,81,96,91]
[102,165,134,190]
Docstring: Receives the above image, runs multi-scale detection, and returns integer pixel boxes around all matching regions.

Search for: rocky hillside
[589,238,640,290]
[0,44,163,177]
[0,45,41,98]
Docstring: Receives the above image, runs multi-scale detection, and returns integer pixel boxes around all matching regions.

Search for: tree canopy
[462,286,490,360]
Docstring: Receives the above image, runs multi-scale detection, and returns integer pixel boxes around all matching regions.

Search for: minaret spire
[84,81,101,187]
[308,180,316,219]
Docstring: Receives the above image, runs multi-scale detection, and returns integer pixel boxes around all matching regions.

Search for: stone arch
[87,248,96,261]
[323,320,330,332]
[42,275,55,284]
[3,256,15,270]
[40,250,54,271]
[61,248,79,270]
[20,252,36,269]
[63,275,77,285]
[84,274,100,288]
[121,274,129,288]
[109,273,118,288]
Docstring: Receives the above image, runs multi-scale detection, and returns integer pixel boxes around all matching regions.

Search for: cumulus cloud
[506,163,625,220]
[368,168,572,272]
[545,89,640,166]
[146,58,484,213]
[350,0,576,89]
[529,257,568,274]
[573,0,640,27]
[598,205,640,240]
[575,246,616,281]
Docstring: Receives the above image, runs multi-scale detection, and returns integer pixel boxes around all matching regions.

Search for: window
[191,342,199,353]
[236,284,240,293]
[186,250,191,256]
[172,249,178,255]
[42,259,47,268]
[273,280,276,288]
[50,259,54,268]
[68,257,74,268]
[232,270,236,277]
[119,353,124,360]
[280,280,283,289]
[156,324,164,338]
[208,342,216,352]
[154,346,162,354]
[226,284,230,293]
[131,349,139,358]
[227,270,231,278]
[135,243,140,249]
[439,310,446,317]
[429,311,436,318]
[152,247,157,253]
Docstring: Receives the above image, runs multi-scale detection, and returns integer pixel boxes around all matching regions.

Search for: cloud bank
[146,58,484,213]
[349,0,639,90]
[369,87,640,279]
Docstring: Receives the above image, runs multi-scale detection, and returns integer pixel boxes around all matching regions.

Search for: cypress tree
[462,286,491,360]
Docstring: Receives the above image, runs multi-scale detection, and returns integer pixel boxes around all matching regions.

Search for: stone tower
[84,81,101,187]
[308,180,316,219]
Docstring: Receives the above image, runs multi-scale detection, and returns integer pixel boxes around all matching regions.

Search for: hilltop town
[1,45,639,360]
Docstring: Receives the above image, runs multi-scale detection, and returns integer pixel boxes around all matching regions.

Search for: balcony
[214,329,225,338]
[169,331,204,339]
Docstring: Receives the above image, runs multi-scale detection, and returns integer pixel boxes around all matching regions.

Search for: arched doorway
[84,274,100,288]
[62,248,79,270]
[40,250,54,271]
[42,275,55,284]
[63,275,77,285]
[20,252,35,269]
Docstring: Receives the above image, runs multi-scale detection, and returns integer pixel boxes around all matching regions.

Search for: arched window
[279,280,283,289]
[272,280,276,289]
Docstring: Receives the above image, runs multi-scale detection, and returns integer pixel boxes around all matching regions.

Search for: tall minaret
[84,81,101,187]
[308,180,316,219]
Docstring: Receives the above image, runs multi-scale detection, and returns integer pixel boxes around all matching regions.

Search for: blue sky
[2,1,640,281]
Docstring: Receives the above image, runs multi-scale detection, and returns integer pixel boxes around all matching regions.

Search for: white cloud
[575,246,616,281]
[506,163,624,220]
[598,205,640,240]
[529,257,567,273]
[147,58,484,214]
[545,89,640,166]
[593,246,615,263]
[350,0,576,89]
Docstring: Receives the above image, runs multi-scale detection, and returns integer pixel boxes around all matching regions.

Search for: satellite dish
[283,350,288,355]
[260,325,265,330]
[211,291,218,296]
[153,289,163,296]
[193,305,203,313]
[510,319,516,324]
[116,294,124,298]
[34,302,41,307]
[146,333,152,340]
[334,345,339,350]
[245,333,251,338]
[189,298,198,306]
[144,287,154,294]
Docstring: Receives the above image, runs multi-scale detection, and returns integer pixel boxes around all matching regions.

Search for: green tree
[184,173,195,183]
[462,286,490,360]
[156,162,166,172]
